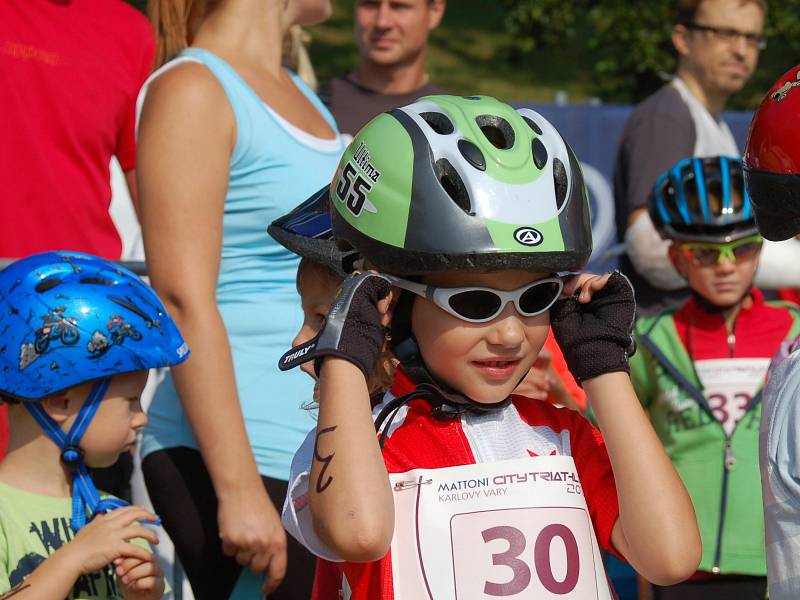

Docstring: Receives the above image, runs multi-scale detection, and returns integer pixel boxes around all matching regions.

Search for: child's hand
[561,272,612,303]
[279,272,392,379]
[63,506,160,577]
[550,271,636,384]
[115,555,165,600]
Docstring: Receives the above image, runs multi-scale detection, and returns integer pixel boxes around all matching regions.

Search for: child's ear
[41,394,73,425]
[668,244,688,278]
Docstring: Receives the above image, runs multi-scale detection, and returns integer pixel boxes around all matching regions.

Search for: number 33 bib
[388,456,614,600]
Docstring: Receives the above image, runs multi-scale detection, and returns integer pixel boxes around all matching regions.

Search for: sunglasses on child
[384,275,564,323]
[677,234,763,267]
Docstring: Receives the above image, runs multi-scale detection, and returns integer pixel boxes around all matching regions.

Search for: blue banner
[518,103,754,270]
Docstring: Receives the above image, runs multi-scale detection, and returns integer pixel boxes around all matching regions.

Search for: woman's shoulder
[144,59,226,108]
[137,57,233,142]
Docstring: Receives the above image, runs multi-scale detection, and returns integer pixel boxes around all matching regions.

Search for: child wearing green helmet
[0,251,189,600]
[280,96,701,599]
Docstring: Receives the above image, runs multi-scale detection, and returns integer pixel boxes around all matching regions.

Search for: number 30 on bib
[389,457,614,600]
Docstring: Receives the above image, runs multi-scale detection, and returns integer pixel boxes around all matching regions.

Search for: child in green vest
[632,156,800,600]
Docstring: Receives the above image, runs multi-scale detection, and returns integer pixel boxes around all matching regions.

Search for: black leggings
[142,447,316,600]
[652,575,767,600]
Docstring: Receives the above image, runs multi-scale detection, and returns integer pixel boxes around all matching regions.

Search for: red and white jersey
[283,371,621,600]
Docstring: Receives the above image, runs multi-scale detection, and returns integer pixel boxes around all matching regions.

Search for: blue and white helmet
[0,251,189,400]
[649,156,759,243]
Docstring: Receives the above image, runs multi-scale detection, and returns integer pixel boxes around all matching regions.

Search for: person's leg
[142,447,242,600]
[652,576,767,600]
[90,451,134,502]
[261,476,316,600]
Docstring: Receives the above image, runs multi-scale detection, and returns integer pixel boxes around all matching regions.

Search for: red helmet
[743,64,800,241]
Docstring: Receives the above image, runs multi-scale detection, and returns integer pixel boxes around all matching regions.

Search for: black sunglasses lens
[691,248,720,266]
[733,242,762,258]
[519,281,561,315]
[448,290,502,321]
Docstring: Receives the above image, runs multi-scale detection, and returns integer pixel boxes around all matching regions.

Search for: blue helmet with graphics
[649,156,759,243]
[0,251,189,530]
[0,251,189,400]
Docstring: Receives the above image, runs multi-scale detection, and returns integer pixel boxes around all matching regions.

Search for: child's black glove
[550,271,636,384]
[279,272,391,379]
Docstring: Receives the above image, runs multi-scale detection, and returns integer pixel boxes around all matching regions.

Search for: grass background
[306,0,593,103]
[127,0,594,104]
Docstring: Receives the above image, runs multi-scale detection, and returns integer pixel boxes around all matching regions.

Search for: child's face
[670,239,761,307]
[294,264,343,400]
[411,270,551,404]
[73,371,149,468]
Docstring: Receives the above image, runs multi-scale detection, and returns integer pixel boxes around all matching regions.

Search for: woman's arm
[309,358,395,562]
[137,63,287,589]
[588,373,701,584]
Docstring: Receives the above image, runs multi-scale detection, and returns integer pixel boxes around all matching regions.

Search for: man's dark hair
[675,0,766,26]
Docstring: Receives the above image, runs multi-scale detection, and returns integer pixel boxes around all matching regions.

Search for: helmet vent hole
[457,139,486,171]
[80,277,115,286]
[553,158,568,210]
[532,138,548,169]
[35,278,62,293]
[420,112,454,135]
[522,116,543,135]
[475,115,515,149]
[435,159,472,214]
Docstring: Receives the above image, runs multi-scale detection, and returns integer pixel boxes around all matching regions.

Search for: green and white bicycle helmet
[325,95,593,275]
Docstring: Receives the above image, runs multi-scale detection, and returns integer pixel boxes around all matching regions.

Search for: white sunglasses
[384,274,564,323]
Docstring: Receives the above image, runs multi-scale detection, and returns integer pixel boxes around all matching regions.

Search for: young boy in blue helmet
[0,251,189,600]
[632,156,800,600]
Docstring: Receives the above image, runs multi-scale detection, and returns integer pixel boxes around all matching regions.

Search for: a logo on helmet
[771,70,800,103]
[19,307,81,369]
[514,227,544,247]
[335,142,379,217]
[86,314,143,358]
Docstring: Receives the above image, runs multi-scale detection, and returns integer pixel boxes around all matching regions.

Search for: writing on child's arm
[313,425,338,494]
[0,584,31,599]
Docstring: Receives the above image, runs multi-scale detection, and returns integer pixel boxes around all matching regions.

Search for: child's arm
[552,273,701,585]
[310,358,394,561]
[588,373,700,584]
[0,506,163,600]
[280,273,396,561]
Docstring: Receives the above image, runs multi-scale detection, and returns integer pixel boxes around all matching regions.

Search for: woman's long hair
[148,0,211,68]
[147,0,319,90]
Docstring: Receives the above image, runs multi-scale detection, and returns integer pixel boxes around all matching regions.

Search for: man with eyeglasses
[613,0,766,316]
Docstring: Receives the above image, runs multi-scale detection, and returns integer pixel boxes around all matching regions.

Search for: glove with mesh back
[549,271,636,384]
[279,272,391,379]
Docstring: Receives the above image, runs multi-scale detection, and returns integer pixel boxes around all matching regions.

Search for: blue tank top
[140,48,344,480]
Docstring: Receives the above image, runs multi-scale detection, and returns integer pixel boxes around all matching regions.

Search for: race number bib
[389,456,613,600]
[695,358,769,437]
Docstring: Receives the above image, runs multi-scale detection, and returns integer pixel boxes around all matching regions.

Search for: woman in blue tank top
[136,1,343,598]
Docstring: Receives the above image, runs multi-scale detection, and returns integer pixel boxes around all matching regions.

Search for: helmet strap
[24,378,127,531]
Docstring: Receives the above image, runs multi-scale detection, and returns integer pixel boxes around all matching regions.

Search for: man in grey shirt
[320,0,446,138]
[613,0,765,313]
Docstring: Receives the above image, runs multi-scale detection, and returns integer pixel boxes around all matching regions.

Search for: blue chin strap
[25,378,128,531]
